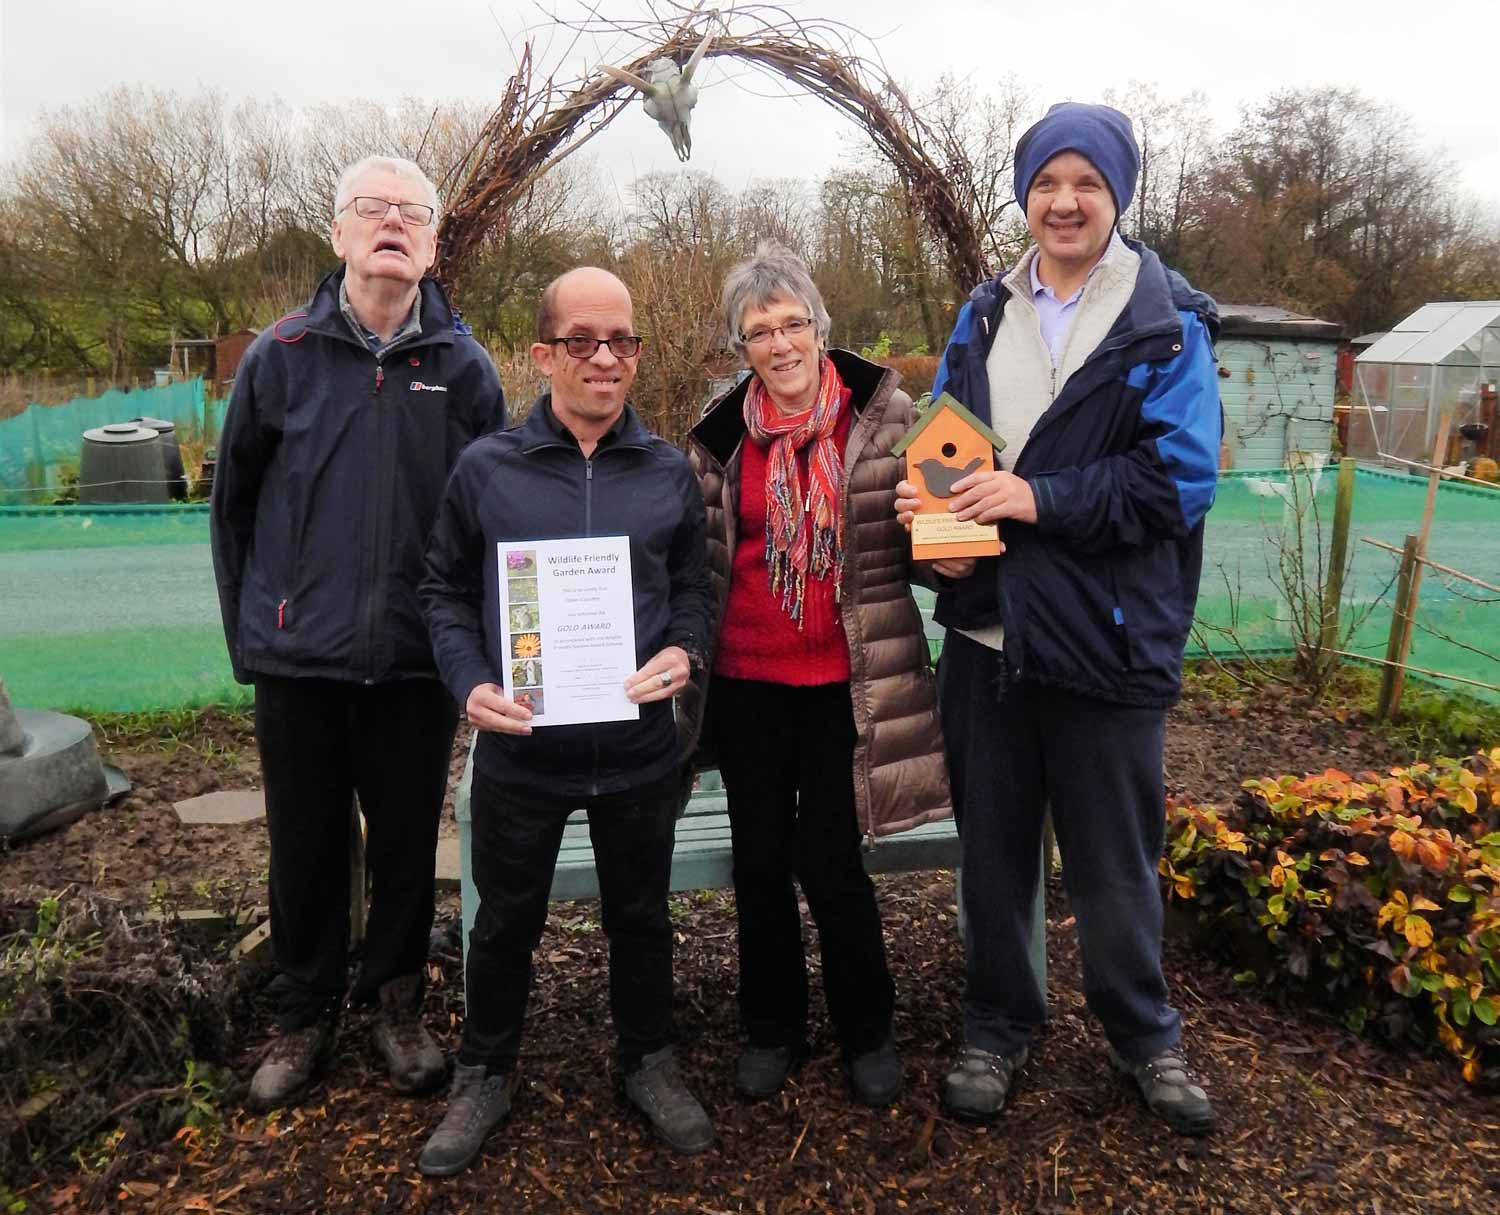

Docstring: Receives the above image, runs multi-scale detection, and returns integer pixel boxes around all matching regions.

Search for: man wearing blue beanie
[896,102,1222,1134]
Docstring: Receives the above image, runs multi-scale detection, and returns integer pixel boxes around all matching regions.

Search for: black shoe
[848,1039,902,1107]
[372,975,445,1094]
[940,1044,1028,1122]
[418,1062,520,1177]
[624,1046,714,1154]
[248,1020,336,1112]
[735,1044,797,1099]
[1111,1046,1216,1136]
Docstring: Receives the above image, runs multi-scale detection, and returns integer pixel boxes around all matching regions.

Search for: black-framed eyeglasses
[549,334,645,359]
[344,196,436,226]
[741,317,813,346]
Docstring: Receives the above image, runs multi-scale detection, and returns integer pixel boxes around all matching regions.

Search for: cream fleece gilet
[956,233,1141,652]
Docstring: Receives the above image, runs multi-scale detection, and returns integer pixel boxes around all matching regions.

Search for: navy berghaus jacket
[931,239,1223,708]
[420,396,713,797]
[210,268,507,687]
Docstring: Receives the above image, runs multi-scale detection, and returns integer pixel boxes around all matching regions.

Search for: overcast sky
[2,0,1497,207]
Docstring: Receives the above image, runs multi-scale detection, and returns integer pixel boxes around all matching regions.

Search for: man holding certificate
[418,267,714,1175]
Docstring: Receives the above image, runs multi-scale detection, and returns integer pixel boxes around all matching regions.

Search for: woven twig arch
[433,9,989,296]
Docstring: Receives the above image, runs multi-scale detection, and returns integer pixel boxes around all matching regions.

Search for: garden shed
[1215,304,1340,469]
[1350,300,1500,467]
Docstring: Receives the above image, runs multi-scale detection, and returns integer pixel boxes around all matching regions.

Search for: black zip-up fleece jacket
[419,396,713,796]
[210,268,507,685]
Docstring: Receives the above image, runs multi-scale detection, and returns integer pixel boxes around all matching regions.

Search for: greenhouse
[1350,300,1500,470]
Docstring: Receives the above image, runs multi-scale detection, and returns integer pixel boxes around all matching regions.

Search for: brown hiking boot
[372,975,445,1094]
[248,1020,335,1111]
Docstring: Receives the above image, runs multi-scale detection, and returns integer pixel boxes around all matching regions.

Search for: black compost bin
[132,415,188,500]
[78,424,168,505]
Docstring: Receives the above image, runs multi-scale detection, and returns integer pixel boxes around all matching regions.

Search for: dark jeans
[710,677,894,1056]
[937,630,1181,1063]
[460,766,680,1073]
[253,674,458,1030]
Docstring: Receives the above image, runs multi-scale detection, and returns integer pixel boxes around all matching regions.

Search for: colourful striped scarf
[742,356,847,625]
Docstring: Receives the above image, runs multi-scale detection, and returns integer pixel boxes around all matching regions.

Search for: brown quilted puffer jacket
[679,348,952,839]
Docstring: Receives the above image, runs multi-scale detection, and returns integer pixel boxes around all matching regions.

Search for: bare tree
[1103,82,1214,265]
[918,73,1035,273]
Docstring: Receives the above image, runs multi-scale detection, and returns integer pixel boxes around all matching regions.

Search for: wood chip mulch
[18,681,1500,1212]
[36,870,1498,1215]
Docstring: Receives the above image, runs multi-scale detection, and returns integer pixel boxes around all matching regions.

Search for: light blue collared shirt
[1027,233,1123,366]
[1029,256,1086,368]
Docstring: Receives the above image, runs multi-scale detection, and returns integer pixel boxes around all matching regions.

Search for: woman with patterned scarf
[682,242,951,1108]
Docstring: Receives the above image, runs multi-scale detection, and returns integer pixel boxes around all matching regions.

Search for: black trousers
[937,630,1181,1063]
[460,766,681,1074]
[253,674,458,1030]
[710,677,894,1056]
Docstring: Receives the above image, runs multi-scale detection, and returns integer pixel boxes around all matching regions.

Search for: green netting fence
[1195,467,1500,700]
[1,467,1497,713]
[0,380,228,504]
[0,504,246,712]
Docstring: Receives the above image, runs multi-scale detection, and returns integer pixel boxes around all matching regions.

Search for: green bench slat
[456,751,964,905]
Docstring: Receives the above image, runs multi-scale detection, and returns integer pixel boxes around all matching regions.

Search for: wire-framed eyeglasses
[741,317,814,346]
[549,335,645,359]
[344,196,436,227]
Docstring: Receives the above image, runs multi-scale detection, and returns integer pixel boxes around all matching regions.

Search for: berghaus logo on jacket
[410,381,448,393]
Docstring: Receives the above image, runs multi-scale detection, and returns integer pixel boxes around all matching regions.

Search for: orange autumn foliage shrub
[1163,750,1500,1085]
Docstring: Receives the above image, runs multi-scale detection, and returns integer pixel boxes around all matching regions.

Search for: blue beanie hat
[1014,102,1140,215]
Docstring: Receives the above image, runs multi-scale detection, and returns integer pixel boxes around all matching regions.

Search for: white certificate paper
[495,537,638,727]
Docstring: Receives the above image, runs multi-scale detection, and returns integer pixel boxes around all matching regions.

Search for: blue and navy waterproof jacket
[930,239,1222,707]
[211,268,507,686]
[420,396,713,797]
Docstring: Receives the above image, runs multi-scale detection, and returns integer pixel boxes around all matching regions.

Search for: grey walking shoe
[1111,1046,1216,1136]
[848,1039,903,1107]
[247,1020,335,1112]
[372,975,445,1094]
[624,1046,714,1154]
[418,1062,520,1177]
[940,1044,1028,1122]
[735,1044,797,1099]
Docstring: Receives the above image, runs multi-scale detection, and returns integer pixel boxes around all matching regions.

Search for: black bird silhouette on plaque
[915,456,984,498]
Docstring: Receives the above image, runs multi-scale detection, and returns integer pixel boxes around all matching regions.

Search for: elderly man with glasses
[417,266,715,1175]
[211,155,506,1111]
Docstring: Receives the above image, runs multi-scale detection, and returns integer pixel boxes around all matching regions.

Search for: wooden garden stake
[1376,534,1420,719]
[1385,413,1453,716]
[1319,456,1357,658]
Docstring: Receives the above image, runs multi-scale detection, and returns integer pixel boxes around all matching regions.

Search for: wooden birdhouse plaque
[892,391,1007,561]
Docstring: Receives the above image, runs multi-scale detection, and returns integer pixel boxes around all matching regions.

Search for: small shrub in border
[1162,749,1500,1084]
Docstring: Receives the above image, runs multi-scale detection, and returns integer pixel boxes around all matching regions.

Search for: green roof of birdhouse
[892,391,1007,457]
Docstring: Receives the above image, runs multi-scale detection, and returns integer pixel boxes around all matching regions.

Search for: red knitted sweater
[713,403,852,685]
